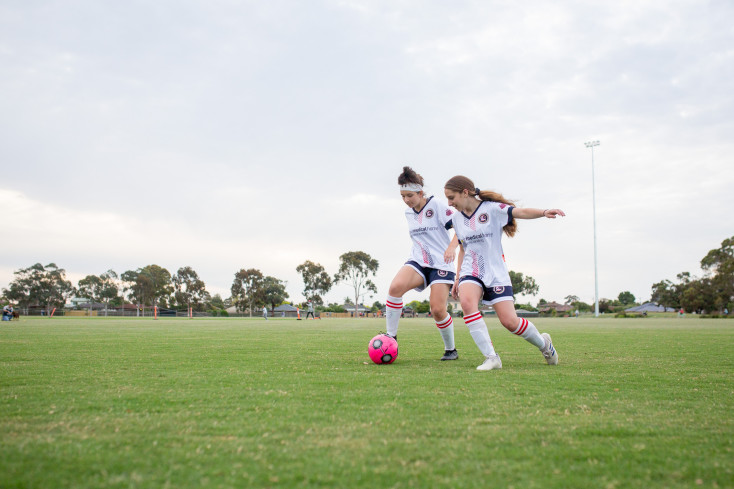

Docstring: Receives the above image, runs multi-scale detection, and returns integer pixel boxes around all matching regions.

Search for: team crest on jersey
[437,270,448,277]
[446,209,452,216]
[425,209,434,218]
[478,213,489,223]
[493,286,505,294]
[499,203,507,209]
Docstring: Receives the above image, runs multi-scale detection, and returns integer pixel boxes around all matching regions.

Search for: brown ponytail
[444,175,518,237]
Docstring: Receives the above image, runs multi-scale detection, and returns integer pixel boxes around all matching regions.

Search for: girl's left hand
[543,209,566,218]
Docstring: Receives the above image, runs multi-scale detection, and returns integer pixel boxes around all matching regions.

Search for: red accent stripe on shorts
[514,318,528,335]
[463,312,483,324]
[386,300,403,309]
[435,316,453,329]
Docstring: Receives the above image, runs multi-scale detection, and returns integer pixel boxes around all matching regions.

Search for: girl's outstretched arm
[512,207,566,219]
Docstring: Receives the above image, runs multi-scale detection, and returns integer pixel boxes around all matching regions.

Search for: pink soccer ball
[368,334,398,364]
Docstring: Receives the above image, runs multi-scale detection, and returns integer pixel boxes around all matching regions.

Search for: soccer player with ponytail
[384,167,460,360]
[444,175,565,370]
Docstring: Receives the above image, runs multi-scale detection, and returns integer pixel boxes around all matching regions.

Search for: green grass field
[1,316,732,488]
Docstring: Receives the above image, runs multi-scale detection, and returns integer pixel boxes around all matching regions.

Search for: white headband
[399,183,423,192]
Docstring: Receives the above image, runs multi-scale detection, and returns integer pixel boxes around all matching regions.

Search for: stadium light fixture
[585,140,601,317]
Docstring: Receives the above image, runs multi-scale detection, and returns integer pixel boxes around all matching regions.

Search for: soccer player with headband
[384,167,460,361]
[444,175,565,371]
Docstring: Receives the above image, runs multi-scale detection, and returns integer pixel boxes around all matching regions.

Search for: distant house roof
[274,304,299,312]
[73,301,107,310]
[538,301,573,312]
[344,304,370,312]
[515,309,540,317]
[625,302,676,313]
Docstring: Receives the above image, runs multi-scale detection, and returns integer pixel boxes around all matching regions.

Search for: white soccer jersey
[452,201,514,287]
[405,196,455,272]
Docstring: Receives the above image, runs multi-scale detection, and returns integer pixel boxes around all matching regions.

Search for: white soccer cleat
[476,354,502,371]
[541,333,558,365]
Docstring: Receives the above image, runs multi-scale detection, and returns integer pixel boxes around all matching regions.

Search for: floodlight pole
[585,140,601,317]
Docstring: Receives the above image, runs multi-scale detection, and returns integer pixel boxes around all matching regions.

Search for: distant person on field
[263,306,268,320]
[2,304,13,321]
[305,300,315,319]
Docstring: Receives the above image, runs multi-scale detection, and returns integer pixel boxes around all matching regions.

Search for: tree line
[650,235,733,314]
[1,251,383,317]
[2,247,552,316]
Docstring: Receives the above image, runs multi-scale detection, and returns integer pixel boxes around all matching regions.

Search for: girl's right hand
[451,280,460,300]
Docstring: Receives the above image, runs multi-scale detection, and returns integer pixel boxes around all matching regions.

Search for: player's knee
[459,299,476,315]
[500,317,516,329]
[497,312,519,329]
[387,282,405,297]
[431,305,447,319]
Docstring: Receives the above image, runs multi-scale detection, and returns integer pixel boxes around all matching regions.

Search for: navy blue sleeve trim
[508,206,514,226]
[444,220,453,230]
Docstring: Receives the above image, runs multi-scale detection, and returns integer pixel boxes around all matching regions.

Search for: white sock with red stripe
[463,311,496,357]
[512,318,544,349]
[385,295,403,337]
[435,314,455,350]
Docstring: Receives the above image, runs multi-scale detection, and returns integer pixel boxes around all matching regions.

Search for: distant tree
[98,270,119,314]
[324,303,346,313]
[76,275,102,315]
[372,301,384,312]
[617,291,635,305]
[3,263,74,315]
[509,270,539,297]
[598,299,613,314]
[263,276,289,313]
[143,265,173,308]
[572,301,592,313]
[119,270,135,309]
[231,268,264,316]
[564,295,580,305]
[172,266,210,313]
[700,236,734,312]
[651,272,692,310]
[701,236,734,273]
[119,270,137,310]
[679,277,713,313]
[122,265,173,311]
[402,300,431,314]
[649,237,734,314]
[209,294,226,310]
[651,280,678,309]
[77,270,119,316]
[296,261,332,306]
[334,251,379,318]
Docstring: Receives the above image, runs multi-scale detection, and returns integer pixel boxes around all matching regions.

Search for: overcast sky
[2,0,733,308]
